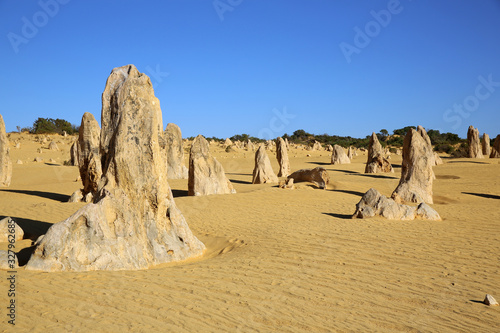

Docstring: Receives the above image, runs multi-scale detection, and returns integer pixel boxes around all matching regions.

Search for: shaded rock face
[77,112,102,197]
[188,134,235,196]
[165,123,188,179]
[26,65,205,272]
[482,133,490,157]
[467,126,484,158]
[365,132,393,173]
[331,145,350,165]
[392,129,434,204]
[287,167,330,189]
[0,115,12,187]
[276,137,290,177]
[491,135,500,158]
[252,144,278,184]
[70,140,79,166]
[417,126,436,167]
[353,188,441,221]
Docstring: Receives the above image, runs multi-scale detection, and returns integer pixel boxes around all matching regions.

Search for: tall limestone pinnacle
[26,65,205,271]
[0,115,12,187]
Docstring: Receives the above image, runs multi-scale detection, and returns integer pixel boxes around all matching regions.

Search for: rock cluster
[165,123,188,179]
[252,144,278,184]
[188,134,236,196]
[365,132,393,173]
[26,64,205,271]
[331,145,350,165]
[276,137,290,177]
[0,115,12,187]
[467,126,484,158]
[353,188,441,220]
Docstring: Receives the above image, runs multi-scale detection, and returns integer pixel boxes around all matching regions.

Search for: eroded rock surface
[287,167,330,189]
[353,188,441,221]
[365,132,393,173]
[331,145,350,165]
[188,134,235,196]
[26,65,205,271]
[467,126,484,158]
[276,137,290,177]
[252,144,278,184]
[165,123,188,179]
[392,128,435,204]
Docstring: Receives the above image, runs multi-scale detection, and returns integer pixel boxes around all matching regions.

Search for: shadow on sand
[305,161,331,166]
[229,179,253,185]
[331,189,365,197]
[447,161,489,165]
[0,189,70,203]
[462,192,500,200]
[171,189,189,198]
[0,216,53,241]
[322,212,353,219]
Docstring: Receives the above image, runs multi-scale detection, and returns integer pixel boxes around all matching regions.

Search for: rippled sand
[1,133,499,332]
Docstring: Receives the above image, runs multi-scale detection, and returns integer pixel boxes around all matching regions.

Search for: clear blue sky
[1,0,499,139]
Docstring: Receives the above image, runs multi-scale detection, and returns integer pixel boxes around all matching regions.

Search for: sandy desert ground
[1,133,499,332]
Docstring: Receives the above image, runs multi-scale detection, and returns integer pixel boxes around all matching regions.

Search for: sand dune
[1,133,499,332]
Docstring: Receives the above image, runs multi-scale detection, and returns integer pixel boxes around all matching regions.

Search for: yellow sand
[1,133,499,332]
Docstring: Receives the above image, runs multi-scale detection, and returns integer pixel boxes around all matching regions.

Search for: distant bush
[434,144,455,154]
[393,126,416,136]
[31,118,79,135]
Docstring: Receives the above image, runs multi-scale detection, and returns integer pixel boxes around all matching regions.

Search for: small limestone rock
[48,141,59,151]
[279,178,295,189]
[16,159,22,165]
[434,152,443,165]
[287,167,330,189]
[484,294,499,306]
[34,157,43,163]
[331,145,350,165]
[0,217,24,242]
[252,144,279,184]
[188,134,236,196]
[68,189,84,203]
[246,139,255,152]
